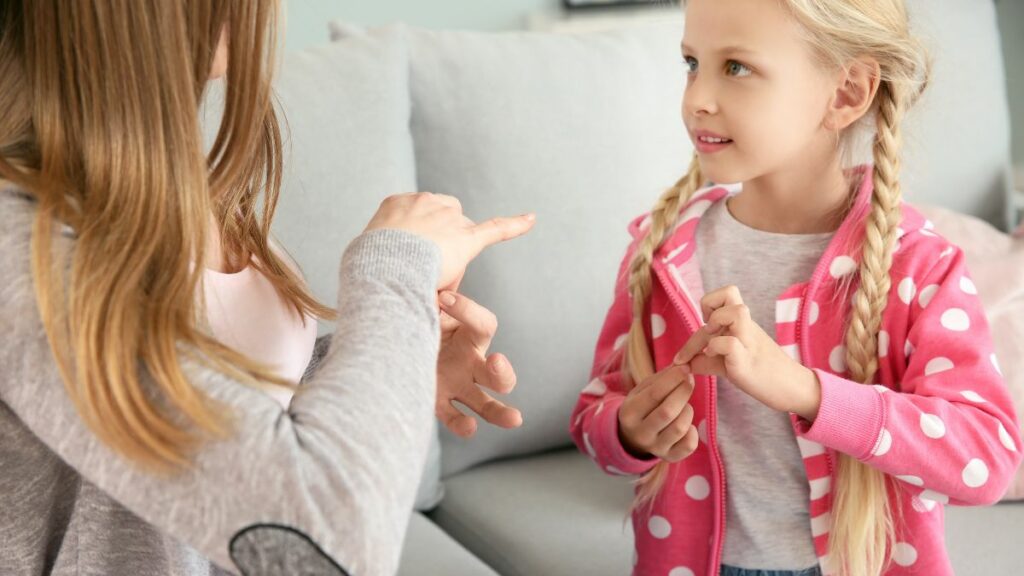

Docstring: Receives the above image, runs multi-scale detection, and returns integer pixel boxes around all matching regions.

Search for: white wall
[996,0,1024,170]
[282,0,553,50]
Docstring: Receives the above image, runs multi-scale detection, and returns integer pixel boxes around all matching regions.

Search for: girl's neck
[728,158,852,235]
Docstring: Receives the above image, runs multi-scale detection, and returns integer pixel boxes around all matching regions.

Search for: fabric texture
[570,168,1022,576]
[0,188,441,576]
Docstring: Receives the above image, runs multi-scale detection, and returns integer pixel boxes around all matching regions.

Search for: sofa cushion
[429,450,635,576]
[398,512,500,576]
[389,20,694,478]
[433,449,1024,576]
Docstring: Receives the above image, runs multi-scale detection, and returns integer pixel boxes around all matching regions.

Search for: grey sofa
[239,1,1024,574]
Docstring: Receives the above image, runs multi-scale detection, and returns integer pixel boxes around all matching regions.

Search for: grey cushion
[203,27,443,511]
[429,450,635,576]
[945,500,1024,573]
[399,512,500,576]
[270,28,417,318]
[401,21,695,478]
[431,449,1024,576]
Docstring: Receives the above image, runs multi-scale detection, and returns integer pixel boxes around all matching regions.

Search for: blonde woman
[0,2,533,575]
[570,1,1021,575]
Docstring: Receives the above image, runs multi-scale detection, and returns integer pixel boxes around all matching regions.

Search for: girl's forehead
[683,0,804,55]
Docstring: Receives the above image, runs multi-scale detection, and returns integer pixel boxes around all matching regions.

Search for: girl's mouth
[695,134,733,154]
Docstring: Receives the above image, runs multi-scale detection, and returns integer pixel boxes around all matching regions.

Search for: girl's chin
[696,156,745,186]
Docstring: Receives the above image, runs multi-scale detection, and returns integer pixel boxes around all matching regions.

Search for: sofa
[204,1,1024,573]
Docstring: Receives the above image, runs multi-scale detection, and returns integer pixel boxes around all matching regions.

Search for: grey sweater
[0,187,442,576]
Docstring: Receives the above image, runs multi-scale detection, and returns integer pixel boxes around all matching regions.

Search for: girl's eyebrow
[681,43,761,58]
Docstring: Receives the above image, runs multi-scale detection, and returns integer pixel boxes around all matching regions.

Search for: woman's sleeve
[1,198,442,576]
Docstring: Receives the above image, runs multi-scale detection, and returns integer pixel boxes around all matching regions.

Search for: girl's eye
[683,56,699,75]
[725,60,752,77]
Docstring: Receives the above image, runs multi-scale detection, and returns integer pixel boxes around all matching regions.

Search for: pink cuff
[795,369,887,460]
[593,396,660,476]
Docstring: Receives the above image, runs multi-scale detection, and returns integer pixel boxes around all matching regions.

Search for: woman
[0,1,533,574]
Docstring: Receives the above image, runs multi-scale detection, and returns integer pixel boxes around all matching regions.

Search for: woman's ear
[824,57,882,132]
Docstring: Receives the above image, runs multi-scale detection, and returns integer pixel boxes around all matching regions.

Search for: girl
[570,1,1022,575]
[0,1,531,575]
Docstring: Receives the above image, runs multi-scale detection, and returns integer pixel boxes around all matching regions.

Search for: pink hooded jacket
[570,167,1023,576]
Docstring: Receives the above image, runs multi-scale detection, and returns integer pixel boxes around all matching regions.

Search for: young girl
[0,1,530,575]
[570,1,1023,575]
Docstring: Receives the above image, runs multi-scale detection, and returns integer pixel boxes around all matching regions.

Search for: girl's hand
[617,365,699,462]
[364,192,536,290]
[672,285,822,420]
[436,291,522,438]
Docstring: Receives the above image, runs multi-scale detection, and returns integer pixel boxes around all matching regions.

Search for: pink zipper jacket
[570,167,1023,576]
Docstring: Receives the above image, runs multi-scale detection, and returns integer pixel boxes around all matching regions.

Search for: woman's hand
[364,192,535,290]
[672,285,822,420]
[617,364,698,462]
[435,290,522,438]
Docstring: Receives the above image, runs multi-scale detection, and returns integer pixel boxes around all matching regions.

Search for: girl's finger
[635,365,691,416]
[688,352,727,377]
[642,377,694,429]
[652,402,695,454]
[673,326,714,366]
[664,426,701,462]
[700,285,745,323]
[705,304,753,345]
[703,335,745,363]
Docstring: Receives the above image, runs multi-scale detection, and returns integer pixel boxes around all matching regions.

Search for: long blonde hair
[0,0,335,470]
[623,1,929,574]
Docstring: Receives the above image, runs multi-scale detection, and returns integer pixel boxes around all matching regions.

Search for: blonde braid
[829,81,907,576]
[623,152,703,510]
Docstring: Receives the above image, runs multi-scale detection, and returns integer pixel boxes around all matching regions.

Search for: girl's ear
[824,57,882,132]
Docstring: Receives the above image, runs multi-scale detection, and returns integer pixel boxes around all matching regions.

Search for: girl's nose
[683,76,717,117]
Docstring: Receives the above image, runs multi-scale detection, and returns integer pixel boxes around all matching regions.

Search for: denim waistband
[720,564,823,576]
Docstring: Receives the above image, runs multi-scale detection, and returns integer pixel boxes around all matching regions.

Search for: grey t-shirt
[0,187,442,576]
[695,198,833,570]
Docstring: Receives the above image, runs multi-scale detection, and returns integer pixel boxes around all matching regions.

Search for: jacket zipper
[652,262,727,576]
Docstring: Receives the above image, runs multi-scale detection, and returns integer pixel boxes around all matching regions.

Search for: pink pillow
[917,204,1024,501]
